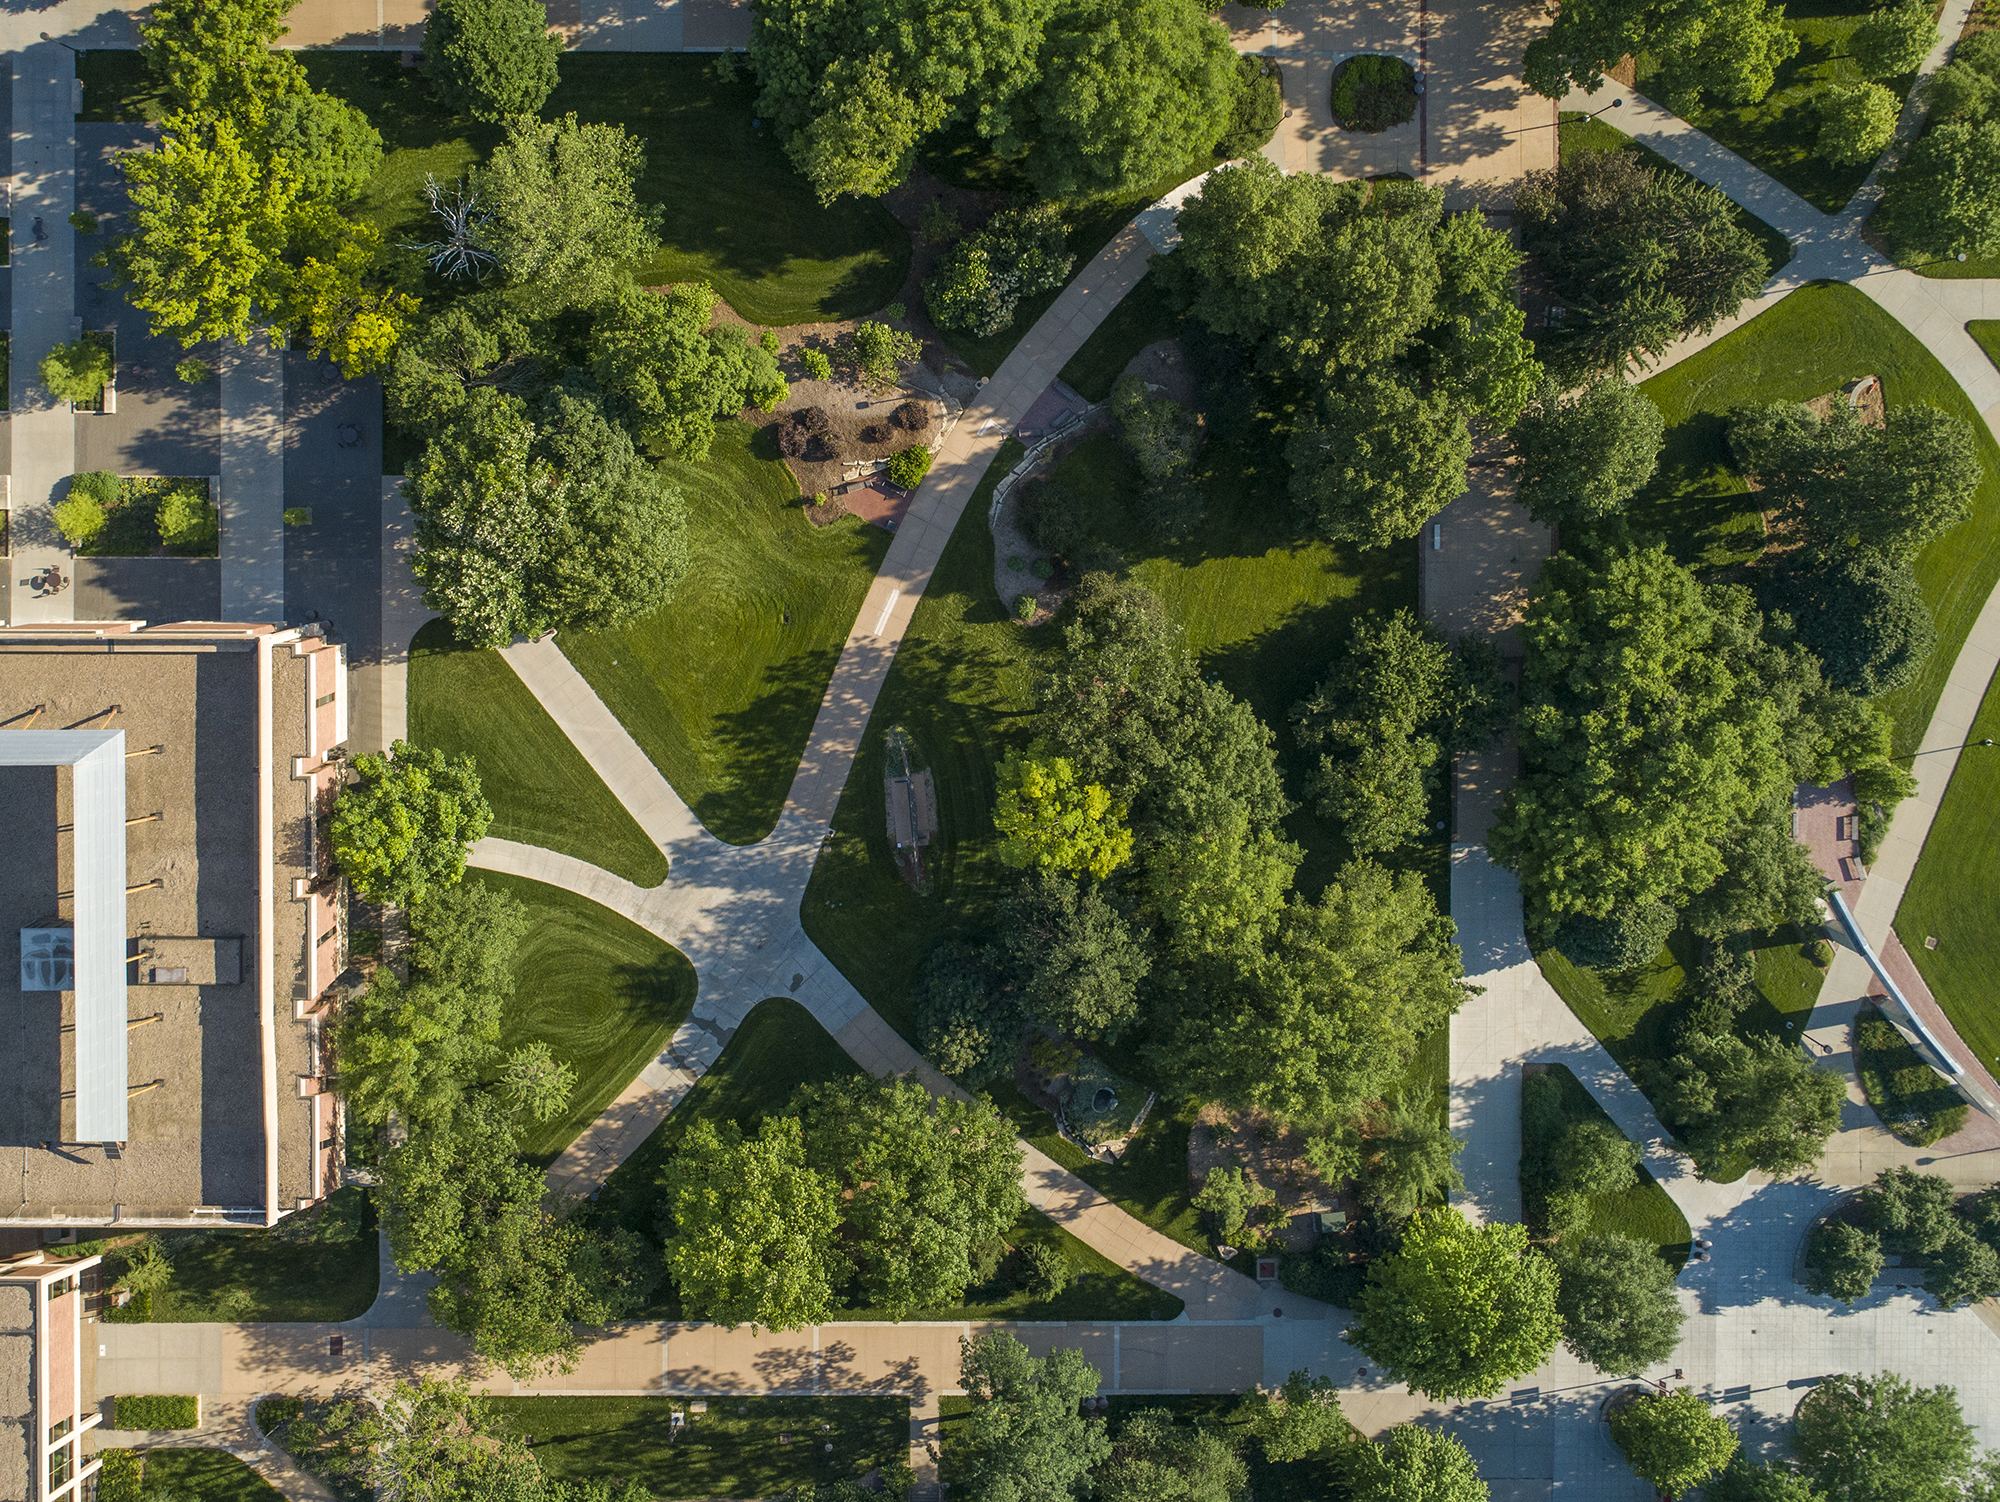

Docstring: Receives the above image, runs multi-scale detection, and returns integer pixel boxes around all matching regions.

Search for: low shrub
[886,445,933,488]
[1031,558,1053,580]
[1013,1242,1069,1299]
[113,1393,199,1430]
[1809,937,1834,967]
[1015,593,1037,620]
[917,199,962,246]
[284,506,313,526]
[796,406,831,437]
[924,203,1074,338]
[1331,54,1418,133]
[860,421,893,444]
[157,483,219,553]
[776,419,811,459]
[1279,1236,1367,1307]
[256,1396,305,1433]
[892,400,931,432]
[69,210,98,234]
[800,347,833,382]
[1854,1006,1969,1145]
[759,328,781,354]
[1015,480,1085,557]
[96,1450,141,1502]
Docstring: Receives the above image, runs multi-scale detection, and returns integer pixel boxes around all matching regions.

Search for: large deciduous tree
[953,1331,1111,1502]
[995,871,1152,1038]
[1347,1209,1562,1401]
[1510,375,1666,528]
[1489,545,1794,929]
[1881,119,2000,263]
[1609,1389,1739,1497]
[1791,1373,1981,1502]
[331,739,493,908]
[589,282,786,459]
[1346,1425,1490,1502]
[1523,0,1798,113]
[1093,1408,1249,1502]
[480,113,659,311]
[1516,148,1771,375]
[1555,1233,1686,1375]
[425,0,563,122]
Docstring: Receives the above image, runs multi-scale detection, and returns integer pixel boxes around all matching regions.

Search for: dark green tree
[1642,1031,1846,1177]
[1346,1425,1490,1502]
[1555,1233,1686,1375]
[793,1077,1026,1317]
[589,283,786,459]
[1924,1224,2000,1310]
[1555,902,1677,971]
[1094,1409,1248,1502]
[1804,1220,1885,1304]
[1523,0,1798,112]
[913,941,1020,1085]
[1517,148,1771,374]
[1510,375,1666,528]
[1791,1373,1980,1502]
[1921,32,2000,125]
[954,1331,1111,1502]
[1708,1457,1831,1502]
[1767,552,1934,697]
[409,877,531,996]
[1357,1092,1465,1218]
[1858,1166,1958,1254]
[995,871,1152,1038]
[335,973,503,1130]
[1491,546,1793,928]
[1347,1208,1562,1401]
[1682,803,1826,939]
[425,0,563,123]
[1851,0,1939,80]
[1881,120,2000,262]
[256,89,383,203]
[1247,1370,1348,1463]
[1288,370,1476,546]
[385,297,535,430]
[924,203,1073,338]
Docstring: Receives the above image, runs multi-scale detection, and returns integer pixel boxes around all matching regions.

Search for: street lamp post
[38,32,82,55]
[1511,99,1623,134]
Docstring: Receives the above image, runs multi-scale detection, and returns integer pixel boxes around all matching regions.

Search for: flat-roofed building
[0,1253,104,1502]
[0,621,350,1230]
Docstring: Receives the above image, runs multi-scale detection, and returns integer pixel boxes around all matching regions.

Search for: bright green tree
[1643,1030,1846,1177]
[1146,809,1299,960]
[954,1331,1111,1502]
[425,0,563,122]
[995,871,1151,1037]
[1882,120,2000,262]
[1347,1209,1563,1401]
[1490,545,1794,927]
[1708,1458,1831,1502]
[1609,1389,1738,1496]
[375,1097,540,1273]
[659,1116,842,1330]
[335,974,503,1129]
[39,337,115,406]
[318,1378,543,1502]
[1155,861,1468,1122]
[1094,1409,1248,1502]
[1510,375,1665,528]
[480,113,658,312]
[1193,1166,1278,1246]
[498,1041,576,1123]
[330,739,493,908]
[589,283,786,459]
[793,1076,1025,1317]
[992,749,1133,878]
[1804,1220,1885,1304]
[1924,1224,2000,1310]
[1555,1233,1686,1375]
[1024,0,1238,195]
[1348,1425,1490,1502]
[1247,1370,1348,1464]
[1817,82,1901,165]
[1792,1373,1980,1502]
[140,0,300,115]
[283,210,418,378]
[1357,1093,1465,1218]
[1851,0,1938,80]
[53,493,109,547]
[1523,0,1798,111]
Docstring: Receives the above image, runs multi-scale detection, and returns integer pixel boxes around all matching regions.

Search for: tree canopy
[1347,1425,1490,1502]
[995,871,1152,1038]
[1791,1373,1982,1502]
[1517,148,1771,376]
[1642,1030,1846,1177]
[426,0,563,122]
[992,750,1134,878]
[330,739,493,908]
[1881,119,2000,263]
[480,113,660,312]
[1510,375,1666,528]
[1523,0,1798,112]
[1555,1233,1687,1375]
[1093,1409,1248,1502]
[1609,1389,1739,1496]
[1346,1209,1563,1401]
[954,1331,1111,1502]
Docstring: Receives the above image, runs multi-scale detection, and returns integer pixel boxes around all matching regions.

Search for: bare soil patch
[1189,1104,1349,1254]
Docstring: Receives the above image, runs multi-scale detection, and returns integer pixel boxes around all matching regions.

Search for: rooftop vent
[21,928,74,990]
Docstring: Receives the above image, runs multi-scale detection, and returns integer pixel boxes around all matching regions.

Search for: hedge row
[112,1393,200,1429]
[96,1449,141,1502]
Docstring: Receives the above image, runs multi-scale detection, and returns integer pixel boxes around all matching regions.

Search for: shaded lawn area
[137,1450,283,1500]
[84,52,910,325]
[489,1395,907,1499]
[407,619,669,888]
[1559,113,1794,274]
[1974,321,2000,371]
[921,127,1213,375]
[1852,1005,1969,1145]
[1057,267,1181,401]
[1536,925,1830,1183]
[1629,283,2000,757]
[150,1188,378,1323]
[1638,0,1919,213]
[1524,1064,1692,1268]
[559,421,889,845]
[1897,664,2000,1084]
[1923,255,2000,279]
[581,997,1184,1322]
[470,871,697,1165]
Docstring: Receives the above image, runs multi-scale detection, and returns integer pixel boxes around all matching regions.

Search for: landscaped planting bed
[1853,1006,1969,1145]
[112,1394,200,1430]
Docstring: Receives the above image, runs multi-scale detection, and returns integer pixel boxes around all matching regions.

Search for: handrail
[1825,887,1963,1074]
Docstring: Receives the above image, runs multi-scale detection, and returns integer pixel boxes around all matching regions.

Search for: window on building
[47,1277,71,1300]
[49,1442,71,1489]
[48,1416,71,1443]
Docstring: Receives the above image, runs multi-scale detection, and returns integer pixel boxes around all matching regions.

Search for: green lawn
[471,872,698,1165]
[581,997,1184,1322]
[1852,1005,1969,1145]
[1973,321,2000,372]
[1639,0,1919,213]
[490,1396,906,1499]
[1523,1065,1693,1267]
[1630,283,2000,758]
[135,1450,282,1501]
[1057,267,1181,401]
[146,1189,378,1323]
[1559,113,1794,273]
[558,421,889,845]
[1897,666,2000,1083]
[80,52,909,325]
[407,620,669,888]
[920,129,1213,374]
[1537,925,1830,1182]
[1921,254,2000,279]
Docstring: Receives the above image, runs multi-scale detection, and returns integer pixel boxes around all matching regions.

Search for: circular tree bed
[1331,55,1418,132]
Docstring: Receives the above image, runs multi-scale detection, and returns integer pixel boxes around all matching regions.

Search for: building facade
[0,1254,104,1502]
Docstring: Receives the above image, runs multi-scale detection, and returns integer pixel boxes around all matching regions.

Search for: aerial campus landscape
[6,0,2000,1500]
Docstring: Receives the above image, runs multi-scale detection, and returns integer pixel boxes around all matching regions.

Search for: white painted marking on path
[873,589,900,637]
